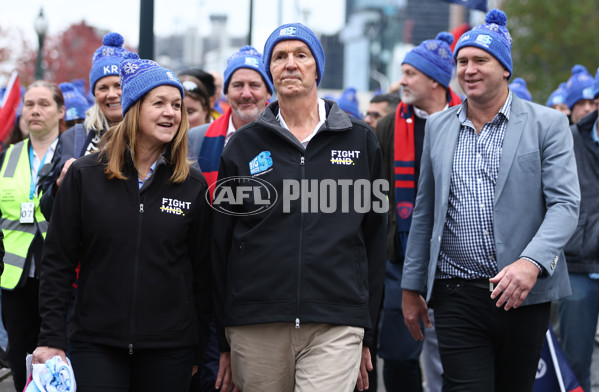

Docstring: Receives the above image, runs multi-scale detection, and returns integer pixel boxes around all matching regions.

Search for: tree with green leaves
[503,0,599,104]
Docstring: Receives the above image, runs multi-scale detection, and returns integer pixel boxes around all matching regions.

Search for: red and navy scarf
[394,89,461,258]
[198,107,231,200]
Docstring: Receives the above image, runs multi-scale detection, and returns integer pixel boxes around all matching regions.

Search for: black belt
[436,278,495,292]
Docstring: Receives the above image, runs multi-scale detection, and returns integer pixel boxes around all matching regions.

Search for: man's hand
[402,289,430,340]
[31,346,67,364]
[490,258,539,310]
[215,352,239,392]
[56,158,76,188]
[356,346,372,391]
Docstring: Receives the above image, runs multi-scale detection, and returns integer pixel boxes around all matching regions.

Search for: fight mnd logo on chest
[160,198,192,216]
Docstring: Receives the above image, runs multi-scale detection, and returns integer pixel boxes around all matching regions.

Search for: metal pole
[35,32,45,80]
[248,0,254,46]
[33,8,47,81]
[139,0,155,60]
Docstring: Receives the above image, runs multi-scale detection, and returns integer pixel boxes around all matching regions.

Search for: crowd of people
[0,6,597,392]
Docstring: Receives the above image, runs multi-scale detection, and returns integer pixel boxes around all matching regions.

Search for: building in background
[340,0,455,91]
[155,14,246,73]
[149,1,479,90]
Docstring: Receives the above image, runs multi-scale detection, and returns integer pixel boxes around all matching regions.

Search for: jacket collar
[254,98,354,151]
[261,98,353,133]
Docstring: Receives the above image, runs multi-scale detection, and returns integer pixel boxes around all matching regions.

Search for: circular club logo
[208,176,278,216]
[536,358,547,379]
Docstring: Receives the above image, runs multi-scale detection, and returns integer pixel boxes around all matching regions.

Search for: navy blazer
[402,94,580,306]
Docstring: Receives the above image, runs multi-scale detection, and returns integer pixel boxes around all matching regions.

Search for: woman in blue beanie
[39,32,132,220]
[31,54,217,391]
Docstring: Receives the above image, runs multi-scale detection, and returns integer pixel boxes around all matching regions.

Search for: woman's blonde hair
[100,92,190,183]
[83,101,111,134]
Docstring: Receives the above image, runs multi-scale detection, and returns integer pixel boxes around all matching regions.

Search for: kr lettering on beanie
[546,83,567,107]
[403,32,455,88]
[223,46,274,95]
[593,66,599,100]
[454,9,513,78]
[263,23,325,86]
[59,82,91,122]
[119,53,184,116]
[508,77,532,102]
[89,32,132,95]
[565,64,594,110]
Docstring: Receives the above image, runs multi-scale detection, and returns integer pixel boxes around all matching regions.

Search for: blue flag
[533,327,583,392]
[441,0,487,12]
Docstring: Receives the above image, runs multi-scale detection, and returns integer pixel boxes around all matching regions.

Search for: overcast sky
[1,0,346,49]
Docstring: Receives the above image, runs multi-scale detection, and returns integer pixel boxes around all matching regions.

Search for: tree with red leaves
[16,21,104,92]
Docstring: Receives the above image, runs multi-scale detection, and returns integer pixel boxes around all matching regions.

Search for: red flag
[0,71,21,145]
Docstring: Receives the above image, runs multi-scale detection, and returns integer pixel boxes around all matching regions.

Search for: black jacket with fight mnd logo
[212,99,387,350]
[37,150,212,356]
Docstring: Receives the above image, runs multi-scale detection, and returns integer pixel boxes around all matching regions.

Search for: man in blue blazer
[401,9,580,391]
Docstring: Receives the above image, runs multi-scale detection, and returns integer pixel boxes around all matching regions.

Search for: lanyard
[28,141,52,200]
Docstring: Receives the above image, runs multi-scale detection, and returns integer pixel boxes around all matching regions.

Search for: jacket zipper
[129,199,144,354]
[296,155,306,328]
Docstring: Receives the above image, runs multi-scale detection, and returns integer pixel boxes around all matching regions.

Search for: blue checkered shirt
[436,92,513,279]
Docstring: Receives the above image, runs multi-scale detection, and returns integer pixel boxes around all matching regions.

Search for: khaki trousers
[226,322,364,392]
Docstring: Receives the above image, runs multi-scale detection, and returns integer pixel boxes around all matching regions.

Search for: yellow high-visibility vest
[0,139,48,290]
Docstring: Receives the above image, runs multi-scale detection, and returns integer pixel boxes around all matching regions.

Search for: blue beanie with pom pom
[59,82,91,122]
[89,32,132,95]
[119,53,184,116]
[336,87,362,119]
[546,82,567,107]
[223,46,274,94]
[402,31,455,88]
[565,64,594,109]
[454,9,513,78]
[508,77,532,101]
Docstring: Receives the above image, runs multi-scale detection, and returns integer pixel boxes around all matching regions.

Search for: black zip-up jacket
[564,110,599,273]
[212,99,387,350]
[37,150,213,356]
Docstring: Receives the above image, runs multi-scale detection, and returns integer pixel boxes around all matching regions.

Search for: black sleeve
[362,130,388,347]
[39,127,79,220]
[37,162,82,350]
[187,175,214,364]
[38,136,66,220]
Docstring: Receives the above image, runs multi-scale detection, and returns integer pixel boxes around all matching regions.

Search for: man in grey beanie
[212,23,386,391]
